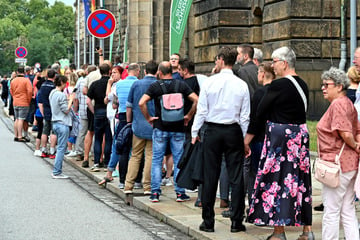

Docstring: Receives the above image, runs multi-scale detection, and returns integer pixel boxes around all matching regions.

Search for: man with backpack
[139,61,198,203]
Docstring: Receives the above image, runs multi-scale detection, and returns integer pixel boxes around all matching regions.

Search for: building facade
[74,0,359,119]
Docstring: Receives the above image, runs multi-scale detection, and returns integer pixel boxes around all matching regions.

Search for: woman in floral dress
[247,47,314,240]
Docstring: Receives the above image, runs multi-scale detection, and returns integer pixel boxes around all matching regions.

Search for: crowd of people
[2,44,360,240]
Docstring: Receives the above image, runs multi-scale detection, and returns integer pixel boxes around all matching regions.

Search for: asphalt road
[0,105,190,240]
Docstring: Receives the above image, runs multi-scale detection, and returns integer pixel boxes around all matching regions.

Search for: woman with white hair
[247,47,314,240]
[317,67,360,239]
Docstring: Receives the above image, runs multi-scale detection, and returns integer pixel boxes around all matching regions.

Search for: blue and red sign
[15,46,27,58]
[87,9,116,39]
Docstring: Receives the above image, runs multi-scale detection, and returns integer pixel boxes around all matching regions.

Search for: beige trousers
[125,135,152,192]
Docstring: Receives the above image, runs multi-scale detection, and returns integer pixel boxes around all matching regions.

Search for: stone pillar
[127,0,153,62]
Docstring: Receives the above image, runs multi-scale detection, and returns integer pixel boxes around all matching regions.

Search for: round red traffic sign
[15,46,27,58]
[87,9,116,39]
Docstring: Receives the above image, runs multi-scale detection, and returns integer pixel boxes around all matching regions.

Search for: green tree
[0,0,74,75]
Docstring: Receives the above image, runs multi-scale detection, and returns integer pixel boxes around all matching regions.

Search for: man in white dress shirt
[191,47,250,233]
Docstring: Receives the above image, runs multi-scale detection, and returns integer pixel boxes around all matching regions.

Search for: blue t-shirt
[172,72,183,80]
[126,76,156,140]
[38,80,55,121]
[116,76,137,113]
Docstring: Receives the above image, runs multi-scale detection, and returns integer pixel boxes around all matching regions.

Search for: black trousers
[201,122,245,227]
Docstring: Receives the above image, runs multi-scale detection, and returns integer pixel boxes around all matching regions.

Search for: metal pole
[116,0,121,56]
[100,0,104,57]
[339,0,347,71]
[350,0,357,65]
[77,0,80,68]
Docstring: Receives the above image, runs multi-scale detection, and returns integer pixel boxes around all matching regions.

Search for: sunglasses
[321,82,335,89]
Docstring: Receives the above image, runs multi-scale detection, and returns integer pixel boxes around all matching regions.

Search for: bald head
[157,61,172,79]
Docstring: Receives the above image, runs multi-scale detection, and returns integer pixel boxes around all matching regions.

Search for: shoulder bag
[315,142,345,188]
[285,75,307,112]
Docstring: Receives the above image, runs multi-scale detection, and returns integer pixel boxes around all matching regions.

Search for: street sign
[15,58,27,63]
[15,46,27,58]
[87,9,116,39]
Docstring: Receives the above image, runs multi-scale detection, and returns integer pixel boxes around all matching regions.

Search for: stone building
[74,0,359,119]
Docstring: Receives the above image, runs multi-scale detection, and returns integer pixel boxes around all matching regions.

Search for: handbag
[315,142,345,188]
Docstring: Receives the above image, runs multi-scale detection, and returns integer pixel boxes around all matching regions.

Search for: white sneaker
[34,150,42,157]
[186,188,198,193]
[66,151,79,157]
[52,173,69,179]
[118,183,125,189]
[161,178,173,186]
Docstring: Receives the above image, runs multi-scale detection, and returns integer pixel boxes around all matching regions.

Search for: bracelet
[99,54,103,56]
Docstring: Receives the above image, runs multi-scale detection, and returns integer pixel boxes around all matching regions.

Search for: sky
[47,0,74,7]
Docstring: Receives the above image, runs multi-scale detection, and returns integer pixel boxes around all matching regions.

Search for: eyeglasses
[321,82,335,89]
[272,59,284,64]
[170,58,179,61]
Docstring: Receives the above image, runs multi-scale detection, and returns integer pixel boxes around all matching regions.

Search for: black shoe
[230,222,246,233]
[23,136,30,142]
[82,160,89,168]
[222,209,232,218]
[314,203,324,211]
[199,222,214,232]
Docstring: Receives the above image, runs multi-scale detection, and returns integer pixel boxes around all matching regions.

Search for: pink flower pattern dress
[247,121,312,226]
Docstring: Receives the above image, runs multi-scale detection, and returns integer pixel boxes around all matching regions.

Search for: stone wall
[74,0,359,120]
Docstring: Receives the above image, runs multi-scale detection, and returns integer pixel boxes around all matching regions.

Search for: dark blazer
[176,140,204,190]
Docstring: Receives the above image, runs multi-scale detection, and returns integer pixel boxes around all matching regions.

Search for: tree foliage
[0,0,74,75]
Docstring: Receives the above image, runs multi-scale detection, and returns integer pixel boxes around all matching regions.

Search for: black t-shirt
[347,88,356,103]
[146,79,193,132]
[87,76,109,110]
[1,79,9,95]
[247,85,269,142]
[183,76,200,132]
[257,76,309,124]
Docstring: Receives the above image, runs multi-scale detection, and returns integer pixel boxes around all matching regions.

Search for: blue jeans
[107,114,129,183]
[52,122,69,175]
[151,128,185,194]
[94,108,112,165]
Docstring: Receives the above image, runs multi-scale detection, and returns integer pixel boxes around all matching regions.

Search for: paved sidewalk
[62,154,359,240]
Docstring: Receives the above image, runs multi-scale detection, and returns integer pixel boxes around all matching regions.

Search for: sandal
[297,231,315,240]
[266,232,287,240]
[98,176,114,186]
[14,137,27,142]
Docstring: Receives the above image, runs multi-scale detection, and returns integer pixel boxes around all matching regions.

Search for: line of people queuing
[3,44,360,240]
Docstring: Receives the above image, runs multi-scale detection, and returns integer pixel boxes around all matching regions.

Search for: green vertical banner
[170,0,193,55]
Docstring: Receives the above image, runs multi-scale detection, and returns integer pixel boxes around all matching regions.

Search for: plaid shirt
[75,77,87,120]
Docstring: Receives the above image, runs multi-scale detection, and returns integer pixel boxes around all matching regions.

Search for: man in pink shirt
[10,66,33,142]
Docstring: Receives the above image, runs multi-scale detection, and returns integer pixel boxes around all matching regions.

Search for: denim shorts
[14,106,29,120]
[43,120,53,136]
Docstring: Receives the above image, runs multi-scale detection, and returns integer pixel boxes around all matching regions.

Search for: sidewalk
[64,155,328,240]
[3,104,358,240]
[62,152,360,240]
